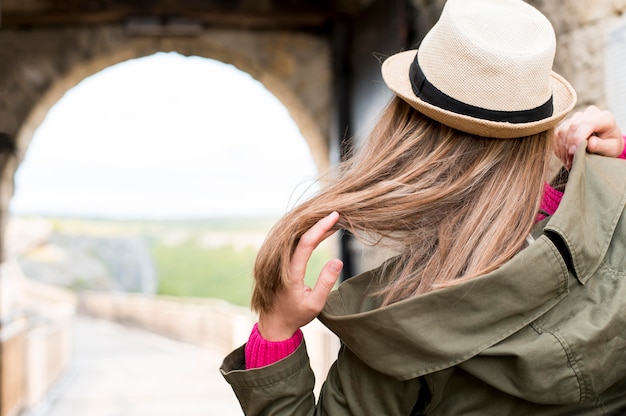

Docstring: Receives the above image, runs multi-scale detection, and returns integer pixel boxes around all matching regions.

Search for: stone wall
[529,0,626,111]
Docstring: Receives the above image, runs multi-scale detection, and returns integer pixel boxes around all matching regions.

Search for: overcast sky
[10,52,319,219]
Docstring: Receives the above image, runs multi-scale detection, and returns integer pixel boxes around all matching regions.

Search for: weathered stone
[613,0,626,13]
[532,0,613,33]
[571,0,615,25]
[555,24,607,109]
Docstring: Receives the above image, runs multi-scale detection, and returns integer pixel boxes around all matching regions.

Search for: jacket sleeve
[220,340,318,416]
[220,339,425,415]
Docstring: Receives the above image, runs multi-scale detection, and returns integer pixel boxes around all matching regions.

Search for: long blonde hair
[251,97,553,312]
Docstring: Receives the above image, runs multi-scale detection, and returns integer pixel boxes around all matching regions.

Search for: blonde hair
[252,97,553,312]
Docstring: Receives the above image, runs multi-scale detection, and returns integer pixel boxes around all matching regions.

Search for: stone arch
[16,35,331,170]
[1,28,332,256]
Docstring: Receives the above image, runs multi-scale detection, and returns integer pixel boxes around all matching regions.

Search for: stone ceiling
[1,0,376,31]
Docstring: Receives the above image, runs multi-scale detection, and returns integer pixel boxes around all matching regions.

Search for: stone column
[0,148,28,416]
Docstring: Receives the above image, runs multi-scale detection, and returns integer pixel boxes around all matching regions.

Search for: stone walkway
[33,316,243,416]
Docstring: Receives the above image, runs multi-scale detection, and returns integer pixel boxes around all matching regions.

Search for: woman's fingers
[587,134,624,157]
[556,109,592,154]
[555,106,624,165]
[289,211,340,283]
[257,213,342,341]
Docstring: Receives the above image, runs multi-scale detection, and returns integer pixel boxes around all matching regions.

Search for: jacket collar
[319,146,626,380]
[543,146,626,284]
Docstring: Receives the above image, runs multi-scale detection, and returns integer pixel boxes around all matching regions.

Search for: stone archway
[1,28,332,257]
[0,27,333,416]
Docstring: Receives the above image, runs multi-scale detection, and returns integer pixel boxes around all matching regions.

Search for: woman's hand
[257,212,344,341]
[555,105,624,169]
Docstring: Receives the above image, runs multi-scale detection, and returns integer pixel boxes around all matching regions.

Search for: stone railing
[21,274,75,410]
[0,314,27,416]
[78,291,339,394]
[0,259,76,416]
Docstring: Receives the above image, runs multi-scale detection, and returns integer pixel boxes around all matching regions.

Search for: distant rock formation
[10,217,157,293]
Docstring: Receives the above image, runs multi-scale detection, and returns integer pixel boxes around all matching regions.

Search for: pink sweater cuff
[537,182,564,221]
[244,323,303,369]
[538,136,626,222]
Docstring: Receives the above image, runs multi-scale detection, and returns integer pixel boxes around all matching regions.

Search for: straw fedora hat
[382,0,576,139]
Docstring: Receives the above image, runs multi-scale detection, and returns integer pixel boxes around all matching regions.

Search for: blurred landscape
[9,215,332,307]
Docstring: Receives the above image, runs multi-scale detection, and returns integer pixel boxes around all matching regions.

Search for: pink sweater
[245,139,626,369]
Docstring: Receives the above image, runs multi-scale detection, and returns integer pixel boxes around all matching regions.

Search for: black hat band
[409,54,554,124]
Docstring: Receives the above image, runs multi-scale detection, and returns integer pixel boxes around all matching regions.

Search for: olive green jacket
[221,149,626,415]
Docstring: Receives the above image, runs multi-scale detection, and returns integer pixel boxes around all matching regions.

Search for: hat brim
[381,50,577,139]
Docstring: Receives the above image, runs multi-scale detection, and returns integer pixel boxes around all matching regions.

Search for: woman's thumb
[310,259,343,307]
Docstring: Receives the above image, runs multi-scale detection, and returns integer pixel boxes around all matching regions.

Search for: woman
[221,0,626,414]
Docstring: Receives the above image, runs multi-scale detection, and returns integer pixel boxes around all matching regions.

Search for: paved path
[36,316,243,416]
